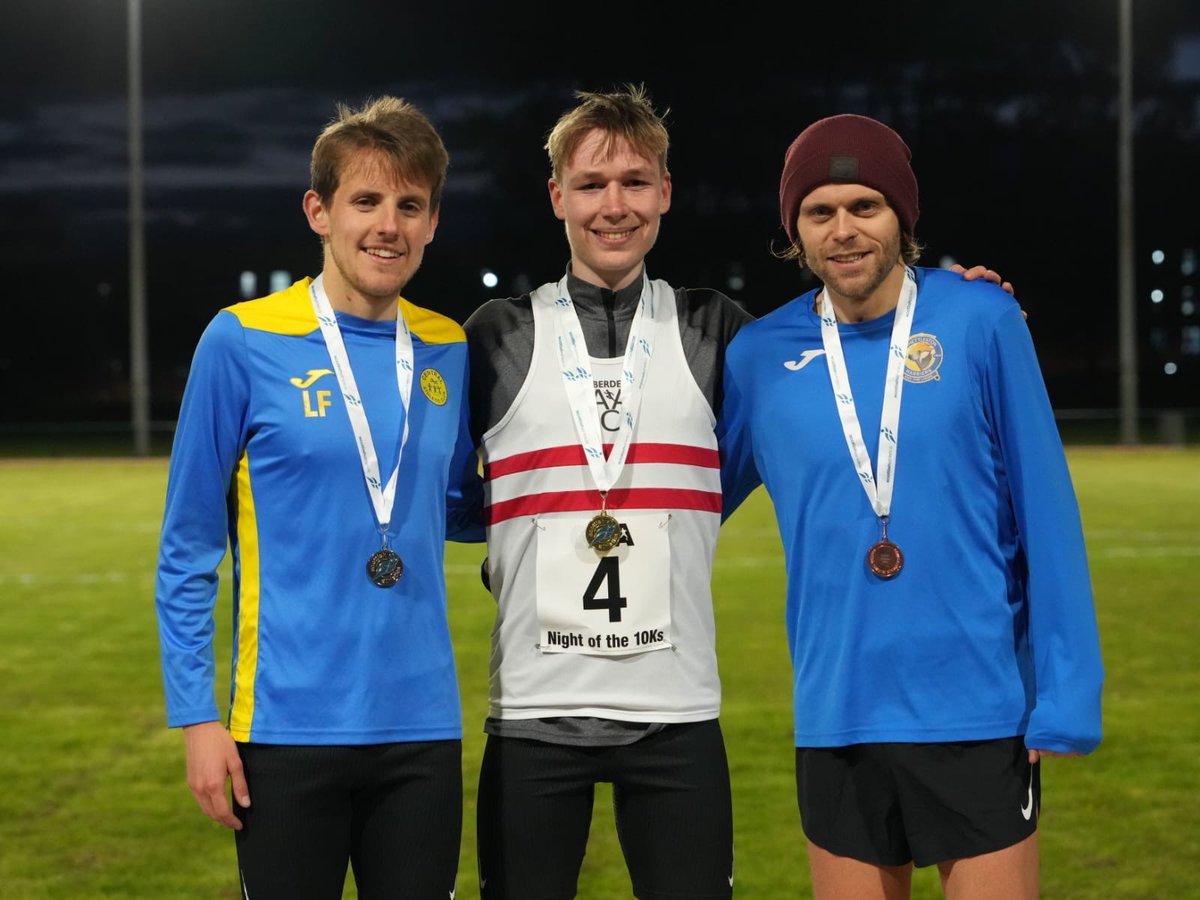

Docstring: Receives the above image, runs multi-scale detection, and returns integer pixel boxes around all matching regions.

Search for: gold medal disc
[585,512,622,552]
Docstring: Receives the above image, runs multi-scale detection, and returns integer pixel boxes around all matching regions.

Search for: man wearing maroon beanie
[717,114,1104,899]
[780,113,920,243]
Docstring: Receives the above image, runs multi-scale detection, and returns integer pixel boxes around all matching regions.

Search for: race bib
[534,510,672,656]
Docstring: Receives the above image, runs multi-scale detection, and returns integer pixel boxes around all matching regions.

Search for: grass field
[1,448,1198,898]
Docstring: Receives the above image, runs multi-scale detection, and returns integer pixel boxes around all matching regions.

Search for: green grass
[1,448,1197,898]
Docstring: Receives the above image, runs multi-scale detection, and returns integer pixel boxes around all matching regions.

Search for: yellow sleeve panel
[399,297,467,345]
[224,278,319,336]
[222,277,465,344]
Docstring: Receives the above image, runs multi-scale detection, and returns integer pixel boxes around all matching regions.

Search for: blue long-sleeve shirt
[718,267,1103,754]
[155,278,482,743]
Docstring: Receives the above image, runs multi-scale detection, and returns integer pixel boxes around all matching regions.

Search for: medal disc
[867,540,903,579]
[367,548,404,587]
[585,512,622,552]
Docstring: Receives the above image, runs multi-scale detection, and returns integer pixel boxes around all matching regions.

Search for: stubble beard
[812,230,902,303]
[330,242,413,305]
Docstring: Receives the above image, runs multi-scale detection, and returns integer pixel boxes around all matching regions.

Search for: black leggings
[476,721,733,900]
[234,740,462,900]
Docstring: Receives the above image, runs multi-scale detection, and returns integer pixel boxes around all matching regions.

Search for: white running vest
[481,279,723,722]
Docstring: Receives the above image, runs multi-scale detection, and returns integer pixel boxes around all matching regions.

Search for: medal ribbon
[309,275,413,541]
[547,272,659,494]
[818,267,918,521]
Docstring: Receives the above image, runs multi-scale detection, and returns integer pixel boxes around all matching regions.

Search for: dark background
[2,0,1197,431]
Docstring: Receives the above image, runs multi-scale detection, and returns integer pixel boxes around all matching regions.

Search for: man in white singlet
[463,87,1010,900]
[464,84,746,900]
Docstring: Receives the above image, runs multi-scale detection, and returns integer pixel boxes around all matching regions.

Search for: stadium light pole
[128,0,151,456]
[1117,0,1139,444]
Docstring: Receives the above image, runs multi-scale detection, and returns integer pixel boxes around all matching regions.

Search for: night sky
[2,0,1198,427]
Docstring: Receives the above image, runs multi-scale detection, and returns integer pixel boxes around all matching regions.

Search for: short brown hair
[544,84,669,181]
[310,96,449,210]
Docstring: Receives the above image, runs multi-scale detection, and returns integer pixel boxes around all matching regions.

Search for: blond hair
[544,84,669,181]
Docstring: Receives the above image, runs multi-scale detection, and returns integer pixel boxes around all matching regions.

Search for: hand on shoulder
[948,263,1026,320]
[949,263,1014,297]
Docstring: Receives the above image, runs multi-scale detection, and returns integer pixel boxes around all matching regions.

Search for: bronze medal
[367,548,404,587]
[867,540,903,579]
[585,512,622,552]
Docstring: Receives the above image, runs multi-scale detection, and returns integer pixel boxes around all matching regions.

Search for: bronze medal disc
[867,540,903,579]
[585,512,622,552]
[367,548,404,587]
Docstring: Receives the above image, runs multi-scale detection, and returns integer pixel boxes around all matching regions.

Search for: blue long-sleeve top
[718,267,1103,754]
[155,278,483,743]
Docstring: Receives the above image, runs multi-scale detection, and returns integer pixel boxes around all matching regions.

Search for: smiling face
[548,129,671,292]
[796,182,906,321]
[302,148,439,318]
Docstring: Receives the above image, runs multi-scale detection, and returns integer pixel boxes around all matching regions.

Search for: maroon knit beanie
[779,114,919,242]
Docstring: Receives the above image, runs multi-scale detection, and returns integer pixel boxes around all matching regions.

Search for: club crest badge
[904,333,944,383]
[420,368,448,405]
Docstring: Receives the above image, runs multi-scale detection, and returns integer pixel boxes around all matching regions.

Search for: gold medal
[585,492,622,552]
[866,540,903,579]
[586,512,622,552]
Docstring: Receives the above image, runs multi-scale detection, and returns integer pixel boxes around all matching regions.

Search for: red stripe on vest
[484,442,719,479]
[484,487,722,525]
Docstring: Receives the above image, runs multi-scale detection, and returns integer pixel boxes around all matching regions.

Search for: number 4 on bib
[534,511,673,656]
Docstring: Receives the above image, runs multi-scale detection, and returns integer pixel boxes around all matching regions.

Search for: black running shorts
[234,740,462,899]
[796,737,1040,867]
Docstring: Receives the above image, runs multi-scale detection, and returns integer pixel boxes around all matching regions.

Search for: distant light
[1184,301,1196,317]
[1182,249,1197,277]
[724,262,746,293]
[1163,362,1178,375]
[1151,289,1164,304]
[240,271,257,299]
[1151,249,1165,265]
[481,269,499,289]
[270,270,291,293]
[938,255,958,270]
